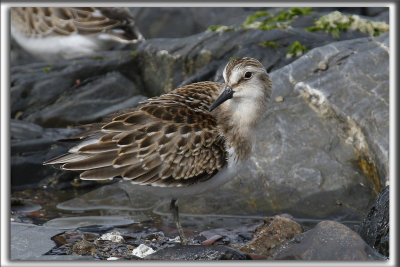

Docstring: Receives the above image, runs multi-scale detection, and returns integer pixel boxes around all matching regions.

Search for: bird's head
[209,57,271,112]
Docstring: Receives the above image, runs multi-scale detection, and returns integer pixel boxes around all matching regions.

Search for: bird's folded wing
[44,82,227,187]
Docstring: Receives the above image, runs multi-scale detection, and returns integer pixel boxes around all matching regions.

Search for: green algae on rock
[286,41,307,58]
[208,7,313,32]
[306,11,389,37]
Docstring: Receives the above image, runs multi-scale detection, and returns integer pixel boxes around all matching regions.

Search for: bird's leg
[170,199,188,245]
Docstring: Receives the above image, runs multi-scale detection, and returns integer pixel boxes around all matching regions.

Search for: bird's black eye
[244,72,252,79]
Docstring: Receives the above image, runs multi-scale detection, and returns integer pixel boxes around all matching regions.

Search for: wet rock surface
[271,220,386,260]
[9,7,390,261]
[11,119,79,190]
[11,223,64,260]
[198,223,259,247]
[358,186,389,257]
[145,245,251,260]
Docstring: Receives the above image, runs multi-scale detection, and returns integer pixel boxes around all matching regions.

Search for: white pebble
[106,257,120,261]
[132,244,155,258]
[168,236,181,243]
[99,231,124,243]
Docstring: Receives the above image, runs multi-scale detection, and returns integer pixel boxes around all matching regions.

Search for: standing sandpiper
[44,57,272,244]
[11,7,144,61]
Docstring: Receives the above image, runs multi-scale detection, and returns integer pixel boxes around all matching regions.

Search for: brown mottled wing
[44,82,227,187]
[11,7,142,41]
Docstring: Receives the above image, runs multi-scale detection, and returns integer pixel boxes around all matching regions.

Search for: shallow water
[11,183,362,235]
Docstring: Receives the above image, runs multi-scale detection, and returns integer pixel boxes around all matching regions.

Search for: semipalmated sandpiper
[44,57,272,244]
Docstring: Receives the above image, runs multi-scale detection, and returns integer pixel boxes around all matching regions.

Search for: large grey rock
[358,186,389,256]
[10,50,146,127]
[130,7,257,39]
[10,223,62,260]
[269,33,389,188]
[271,220,386,260]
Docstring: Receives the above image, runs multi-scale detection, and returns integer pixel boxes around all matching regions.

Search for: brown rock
[51,233,67,247]
[240,215,303,257]
[72,240,95,255]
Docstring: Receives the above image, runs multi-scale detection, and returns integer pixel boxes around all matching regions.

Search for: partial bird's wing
[11,7,143,43]
[44,82,227,187]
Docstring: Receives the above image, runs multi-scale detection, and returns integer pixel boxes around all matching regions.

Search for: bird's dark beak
[209,85,234,112]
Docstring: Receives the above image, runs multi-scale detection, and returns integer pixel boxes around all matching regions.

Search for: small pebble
[83,232,100,241]
[168,236,181,243]
[52,234,67,246]
[249,253,268,260]
[132,244,155,258]
[202,234,223,246]
[99,231,125,243]
[72,240,94,254]
[275,96,284,103]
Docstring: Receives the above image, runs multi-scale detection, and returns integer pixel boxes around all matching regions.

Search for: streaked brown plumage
[45,81,227,187]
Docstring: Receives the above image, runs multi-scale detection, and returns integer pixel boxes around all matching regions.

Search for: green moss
[306,11,389,37]
[43,64,52,73]
[274,7,312,21]
[207,25,221,31]
[242,7,313,31]
[286,41,307,58]
[261,41,277,49]
[208,7,313,33]
[131,51,138,57]
[243,11,270,25]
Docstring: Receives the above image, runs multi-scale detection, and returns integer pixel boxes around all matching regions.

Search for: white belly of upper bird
[11,27,109,61]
